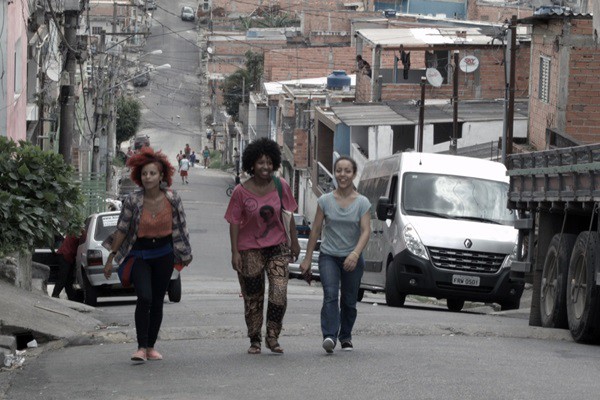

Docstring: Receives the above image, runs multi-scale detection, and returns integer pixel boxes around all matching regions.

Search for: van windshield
[402,172,515,226]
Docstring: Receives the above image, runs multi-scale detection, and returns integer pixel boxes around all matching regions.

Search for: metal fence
[75,172,107,216]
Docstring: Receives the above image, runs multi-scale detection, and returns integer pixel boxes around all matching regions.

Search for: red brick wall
[211,0,351,15]
[467,1,533,23]
[294,128,309,168]
[565,40,600,142]
[529,18,599,149]
[264,47,357,81]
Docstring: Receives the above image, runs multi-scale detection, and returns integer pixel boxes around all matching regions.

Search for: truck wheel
[446,299,464,312]
[540,233,576,328]
[357,288,365,302]
[168,276,182,303]
[385,261,406,307]
[566,231,600,343]
[82,270,98,307]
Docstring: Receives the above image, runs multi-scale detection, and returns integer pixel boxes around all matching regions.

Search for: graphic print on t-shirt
[257,205,277,239]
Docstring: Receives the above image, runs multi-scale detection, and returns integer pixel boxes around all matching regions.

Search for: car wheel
[447,298,464,312]
[357,288,365,302]
[566,232,600,343]
[82,269,98,307]
[540,233,576,328]
[168,276,182,303]
[385,261,406,307]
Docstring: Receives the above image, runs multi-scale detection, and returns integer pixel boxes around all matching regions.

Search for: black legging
[130,253,174,348]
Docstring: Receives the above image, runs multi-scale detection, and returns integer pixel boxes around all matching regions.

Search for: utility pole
[92,33,107,175]
[418,76,426,152]
[506,15,517,159]
[450,50,459,155]
[106,2,118,194]
[58,4,81,164]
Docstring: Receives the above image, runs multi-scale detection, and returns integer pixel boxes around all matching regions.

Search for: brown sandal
[247,342,261,354]
[266,339,284,354]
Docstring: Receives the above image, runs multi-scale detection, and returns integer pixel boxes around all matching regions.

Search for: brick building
[264,47,357,82]
[519,12,598,149]
[467,0,534,23]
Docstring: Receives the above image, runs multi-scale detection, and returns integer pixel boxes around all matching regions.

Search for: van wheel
[446,299,464,312]
[540,233,576,328]
[566,232,600,343]
[82,270,98,307]
[385,261,406,307]
[168,276,182,303]
[357,289,365,302]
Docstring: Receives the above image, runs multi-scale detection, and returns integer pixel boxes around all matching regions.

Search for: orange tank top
[138,197,173,238]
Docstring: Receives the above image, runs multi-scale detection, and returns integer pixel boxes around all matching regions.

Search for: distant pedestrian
[184,143,191,158]
[176,150,183,163]
[51,233,81,299]
[179,155,190,184]
[189,151,197,167]
[300,156,371,354]
[233,147,240,175]
[202,146,210,169]
[102,147,192,363]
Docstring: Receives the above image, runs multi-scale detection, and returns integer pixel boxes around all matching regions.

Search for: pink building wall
[5,0,28,141]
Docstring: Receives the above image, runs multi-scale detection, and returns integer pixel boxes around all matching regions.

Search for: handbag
[117,255,136,288]
[273,176,292,246]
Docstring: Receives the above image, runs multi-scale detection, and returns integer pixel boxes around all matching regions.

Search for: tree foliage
[0,138,85,255]
[116,96,141,145]
[220,51,264,120]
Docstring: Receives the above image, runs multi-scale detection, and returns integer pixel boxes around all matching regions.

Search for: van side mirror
[376,197,396,221]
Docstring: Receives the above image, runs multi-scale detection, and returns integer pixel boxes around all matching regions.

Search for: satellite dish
[206,47,213,54]
[425,68,443,87]
[459,55,479,73]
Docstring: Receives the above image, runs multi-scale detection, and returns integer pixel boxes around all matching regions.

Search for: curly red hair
[127,147,175,187]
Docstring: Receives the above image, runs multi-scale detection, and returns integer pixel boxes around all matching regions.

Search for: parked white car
[75,211,181,306]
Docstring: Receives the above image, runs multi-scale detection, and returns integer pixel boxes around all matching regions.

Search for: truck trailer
[507,144,600,343]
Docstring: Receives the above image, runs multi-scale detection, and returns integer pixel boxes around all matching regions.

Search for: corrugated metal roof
[331,104,413,126]
[332,101,528,126]
[356,28,496,48]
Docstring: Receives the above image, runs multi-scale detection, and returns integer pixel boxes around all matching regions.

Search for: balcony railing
[317,162,335,194]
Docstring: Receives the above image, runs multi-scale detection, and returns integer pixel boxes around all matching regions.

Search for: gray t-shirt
[317,192,371,257]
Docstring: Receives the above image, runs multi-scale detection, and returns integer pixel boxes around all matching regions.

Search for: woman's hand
[231,251,242,273]
[299,258,312,274]
[103,260,113,279]
[343,252,359,272]
[290,240,301,262]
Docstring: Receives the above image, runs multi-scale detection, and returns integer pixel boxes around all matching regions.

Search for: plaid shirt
[103,189,193,265]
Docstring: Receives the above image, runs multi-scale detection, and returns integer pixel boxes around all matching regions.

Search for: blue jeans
[318,253,364,343]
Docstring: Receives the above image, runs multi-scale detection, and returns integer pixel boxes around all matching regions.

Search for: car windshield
[183,7,192,12]
[94,214,120,242]
[401,172,515,226]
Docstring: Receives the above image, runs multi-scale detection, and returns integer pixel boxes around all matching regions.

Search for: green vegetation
[116,96,141,146]
[221,51,263,120]
[0,137,85,255]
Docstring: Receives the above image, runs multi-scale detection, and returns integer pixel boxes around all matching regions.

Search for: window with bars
[92,26,103,35]
[539,56,551,103]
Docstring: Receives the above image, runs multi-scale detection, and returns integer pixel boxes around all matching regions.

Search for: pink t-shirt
[224,178,298,251]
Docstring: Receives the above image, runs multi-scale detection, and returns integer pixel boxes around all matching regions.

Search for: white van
[357,152,524,311]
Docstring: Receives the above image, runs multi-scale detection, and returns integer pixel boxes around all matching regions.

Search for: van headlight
[501,242,519,269]
[403,224,429,260]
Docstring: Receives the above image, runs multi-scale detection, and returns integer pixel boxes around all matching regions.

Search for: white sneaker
[322,337,335,354]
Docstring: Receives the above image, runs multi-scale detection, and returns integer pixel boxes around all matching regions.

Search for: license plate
[452,274,480,287]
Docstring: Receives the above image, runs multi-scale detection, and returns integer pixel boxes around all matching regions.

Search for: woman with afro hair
[225,138,301,354]
[102,147,192,363]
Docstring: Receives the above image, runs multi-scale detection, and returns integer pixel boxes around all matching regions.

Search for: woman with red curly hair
[102,147,192,363]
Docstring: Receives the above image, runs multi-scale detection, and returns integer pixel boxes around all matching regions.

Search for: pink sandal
[131,349,147,362]
[146,348,163,360]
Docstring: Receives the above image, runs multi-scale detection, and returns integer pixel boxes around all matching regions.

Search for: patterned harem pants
[237,243,289,345]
